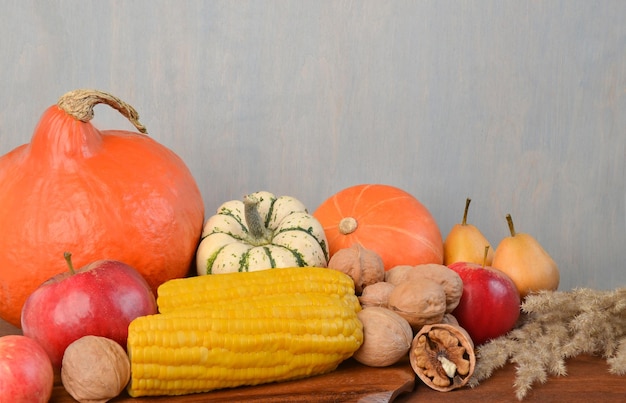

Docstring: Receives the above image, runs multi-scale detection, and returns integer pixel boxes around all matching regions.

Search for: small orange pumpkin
[313,184,443,271]
[0,89,205,327]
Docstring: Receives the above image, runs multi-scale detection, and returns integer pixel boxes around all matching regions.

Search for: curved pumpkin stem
[57,89,147,134]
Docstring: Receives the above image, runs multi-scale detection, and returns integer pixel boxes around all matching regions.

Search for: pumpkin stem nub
[339,217,358,235]
[57,89,147,134]
[243,195,273,244]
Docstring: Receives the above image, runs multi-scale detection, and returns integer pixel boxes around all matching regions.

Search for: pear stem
[506,214,516,237]
[64,251,76,275]
[483,245,490,268]
[462,198,471,225]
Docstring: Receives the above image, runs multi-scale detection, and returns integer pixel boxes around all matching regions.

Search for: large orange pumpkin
[0,89,205,328]
[313,184,443,271]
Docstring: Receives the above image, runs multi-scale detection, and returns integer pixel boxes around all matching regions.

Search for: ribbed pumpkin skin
[313,184,443,271]
[0,100,205,328]
[196,191,328,274]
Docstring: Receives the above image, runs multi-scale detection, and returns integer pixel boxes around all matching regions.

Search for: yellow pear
[492,214,560,298]
[443,198,494,266]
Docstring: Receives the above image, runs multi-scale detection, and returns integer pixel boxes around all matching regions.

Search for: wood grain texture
[50,359,415,403]
[400,354,626,403]
[0,1,624,292]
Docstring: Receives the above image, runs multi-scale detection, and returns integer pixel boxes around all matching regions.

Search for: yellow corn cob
[156,266,358,313]
[127,267,363,397]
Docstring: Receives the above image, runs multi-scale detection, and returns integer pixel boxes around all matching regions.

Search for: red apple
[0,335,54,403]
[21,252,157,369]
[448,260,521,345]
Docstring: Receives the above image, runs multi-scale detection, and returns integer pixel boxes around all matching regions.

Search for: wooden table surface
[2,319,625,402]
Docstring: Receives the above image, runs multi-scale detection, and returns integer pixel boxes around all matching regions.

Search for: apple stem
[506,214,516,237]
[483,245,490,268]
[462,198,471,225]
[64,252,76,275]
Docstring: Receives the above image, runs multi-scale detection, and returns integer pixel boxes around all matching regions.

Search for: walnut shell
[440,313,460,326]
[387,279,447,330]
[358,281,395,308]
[61,335,131,403]
[385,264,463,312]
[328,243,385,294]
[384,264,416,284]
[353,307,414,367]
[409,322,476,392]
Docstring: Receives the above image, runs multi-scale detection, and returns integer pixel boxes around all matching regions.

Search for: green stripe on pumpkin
[206,245,228,275]
[274,226,329,262]
[216,207,250,238]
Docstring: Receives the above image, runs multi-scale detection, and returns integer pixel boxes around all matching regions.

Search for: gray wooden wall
[1,1,624,291]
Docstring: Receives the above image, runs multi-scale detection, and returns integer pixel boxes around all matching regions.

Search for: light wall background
[1,1,624,291]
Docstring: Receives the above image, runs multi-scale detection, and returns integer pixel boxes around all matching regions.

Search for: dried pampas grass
[469,287,626,400]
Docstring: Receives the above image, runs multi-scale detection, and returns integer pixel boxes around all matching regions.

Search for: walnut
[328,243,385,294]
[61,335,131,403]
[385,264,464,313]
[352,307,414,367]
[386,279,447,330]
[409,321,476,392]
[440,313,460,326]
[358,281,395,308]
[384,264,415,284]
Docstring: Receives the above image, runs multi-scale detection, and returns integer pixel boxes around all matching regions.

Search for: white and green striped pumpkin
[196,191,329,274]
